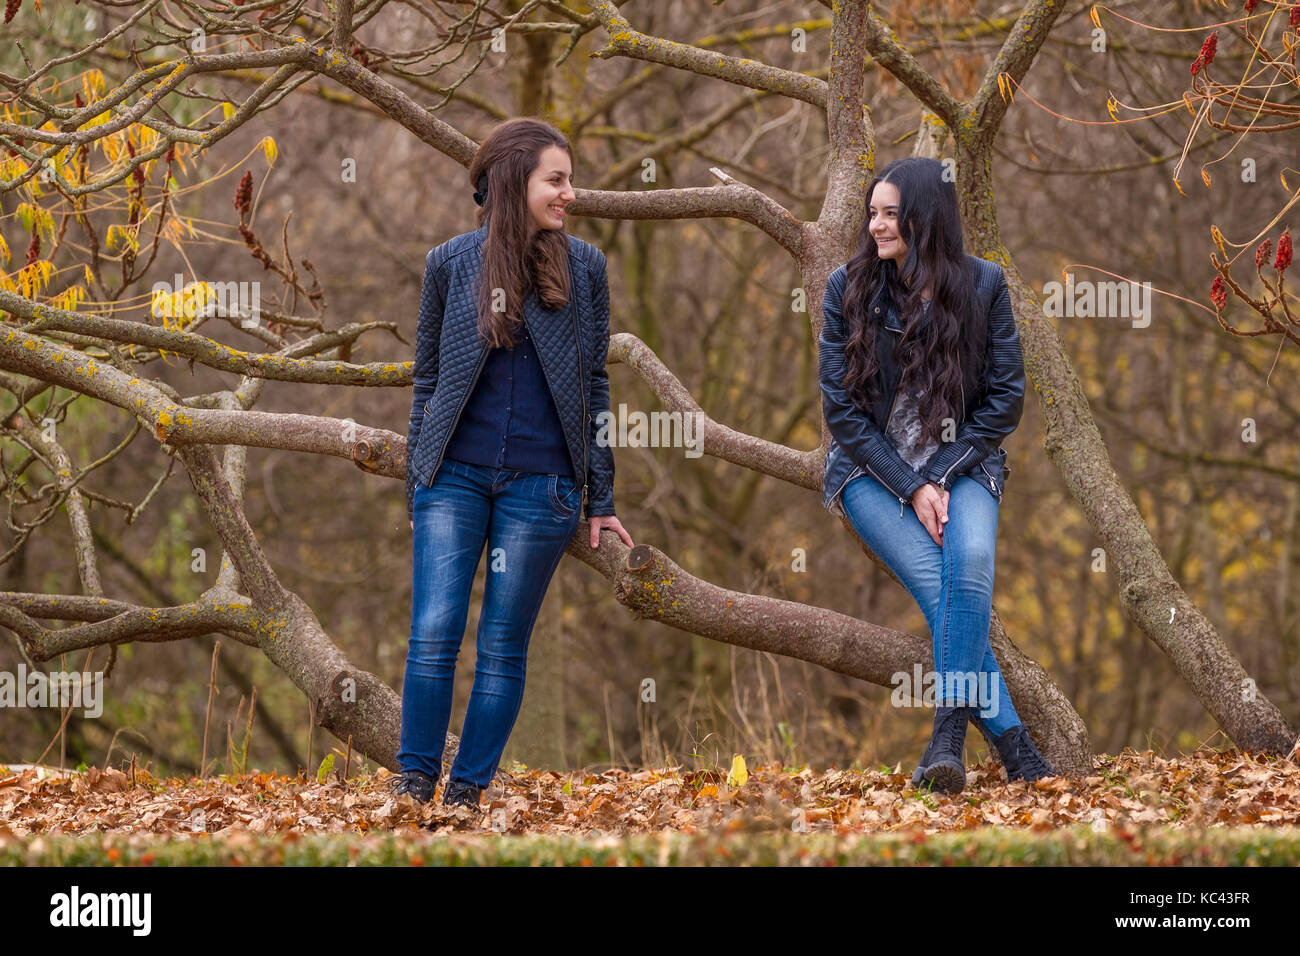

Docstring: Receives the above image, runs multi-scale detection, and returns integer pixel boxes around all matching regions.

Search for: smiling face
[527,145,576,233]
[868,179,907,261]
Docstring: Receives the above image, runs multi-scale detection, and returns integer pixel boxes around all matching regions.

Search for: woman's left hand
[589,514,634,549]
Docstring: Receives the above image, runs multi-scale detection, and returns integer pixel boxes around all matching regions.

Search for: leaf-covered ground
[2,748,1298,865]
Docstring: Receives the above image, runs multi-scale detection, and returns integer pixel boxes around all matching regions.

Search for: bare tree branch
[589,0,828,108]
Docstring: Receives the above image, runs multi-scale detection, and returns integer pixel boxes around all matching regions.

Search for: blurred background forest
[1,0,1297,780]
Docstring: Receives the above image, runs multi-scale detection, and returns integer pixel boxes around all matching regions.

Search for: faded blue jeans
[399,457,582,788]
[841,472,1021,737]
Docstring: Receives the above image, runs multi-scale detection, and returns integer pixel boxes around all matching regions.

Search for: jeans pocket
[548,474,580,518]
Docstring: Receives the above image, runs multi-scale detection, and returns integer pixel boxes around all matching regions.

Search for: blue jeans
[399,458,582,788]
[841,473,1021,737]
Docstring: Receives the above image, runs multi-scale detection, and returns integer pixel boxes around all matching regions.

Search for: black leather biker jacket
[819,255,1024,518]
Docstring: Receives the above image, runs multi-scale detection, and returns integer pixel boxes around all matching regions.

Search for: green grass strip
[5,824,1299,866]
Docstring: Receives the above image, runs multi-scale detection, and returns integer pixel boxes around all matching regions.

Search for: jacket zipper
[829,460,863,511]
[940,445,976,488]
[529,316,583,493]
[881,322,907,515]
[428,346,488,485]
[573,297,589,511]
[979,460,1000,499]
[524,286,588,511]
[866,454,908,517]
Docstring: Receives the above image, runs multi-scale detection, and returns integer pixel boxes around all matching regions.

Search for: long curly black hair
[840,157,987,444]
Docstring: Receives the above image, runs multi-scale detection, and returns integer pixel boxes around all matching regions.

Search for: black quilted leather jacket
[819,255,1025,518]
[405,224,616,521]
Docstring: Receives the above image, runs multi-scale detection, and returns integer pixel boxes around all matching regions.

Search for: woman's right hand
[911,482,949,547]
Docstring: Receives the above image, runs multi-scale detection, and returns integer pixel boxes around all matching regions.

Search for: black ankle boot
[442,779,483,809]
[393,769,437,805]
[993,725,1056,781]
[910,705,974,794]
[968,713,1056,782]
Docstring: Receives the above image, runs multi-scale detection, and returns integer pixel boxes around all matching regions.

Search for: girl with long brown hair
[398,118,633,809]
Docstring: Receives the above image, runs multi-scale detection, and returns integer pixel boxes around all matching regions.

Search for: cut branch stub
[626,544,655,572]
[350,437,380,472]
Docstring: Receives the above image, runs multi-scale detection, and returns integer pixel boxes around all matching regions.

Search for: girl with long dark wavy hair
[819,156,1055,793]
[397,117,633,810]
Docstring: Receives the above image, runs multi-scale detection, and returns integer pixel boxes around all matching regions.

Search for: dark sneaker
[393,769,436,804]
[910,705,974,794]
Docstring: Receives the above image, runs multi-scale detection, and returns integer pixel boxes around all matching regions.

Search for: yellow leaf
[1173,178,1186,197]
[261,136,278,166]
[82,69,106,103]
[1106,96,1118,121]
[1210,224,1225,257]
[102,129,126,164]
[1282,171,1290,191]
[18,261,51,298]
[54,285,86,313]
[1201,169,1212,189]
[222,102,236,121]
[1089,5,1101,30]
[726,754,748,788]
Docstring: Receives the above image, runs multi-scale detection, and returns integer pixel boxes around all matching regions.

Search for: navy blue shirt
[444,315,573,476]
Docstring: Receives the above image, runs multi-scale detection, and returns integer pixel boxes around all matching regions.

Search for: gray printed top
[884,300,939,473]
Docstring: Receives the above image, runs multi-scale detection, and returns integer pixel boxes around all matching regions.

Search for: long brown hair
[468,118,574,348]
